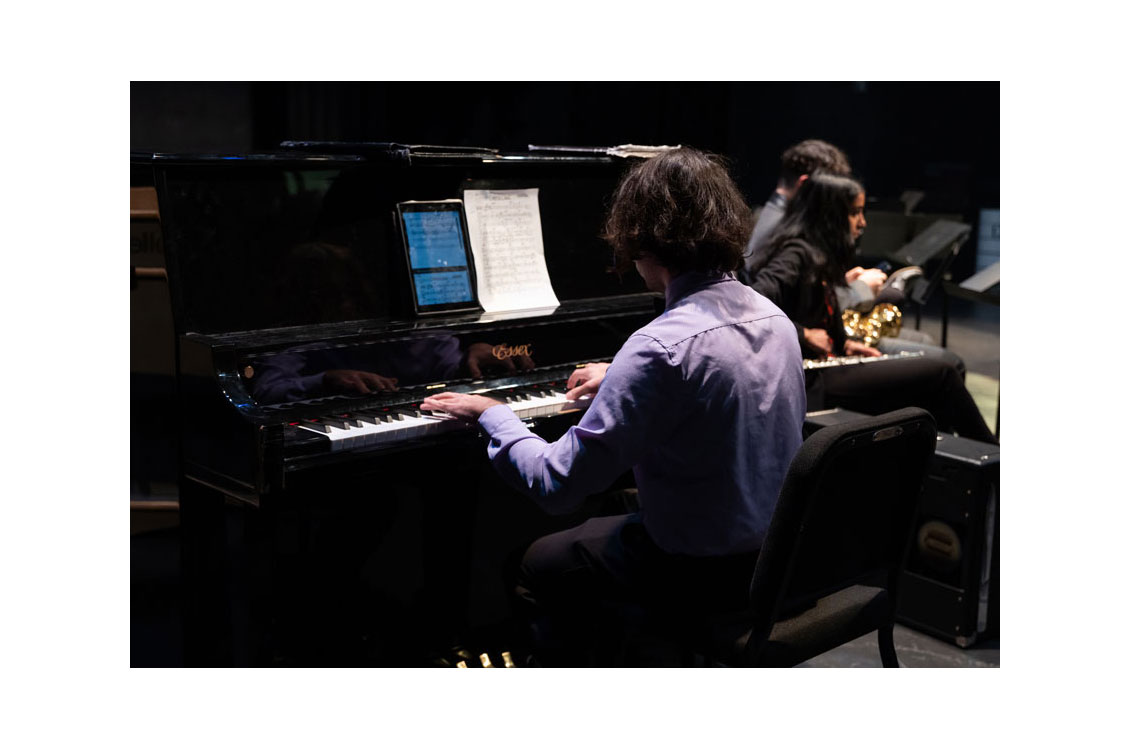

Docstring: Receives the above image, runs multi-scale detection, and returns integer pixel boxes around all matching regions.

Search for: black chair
[663,407,937,667]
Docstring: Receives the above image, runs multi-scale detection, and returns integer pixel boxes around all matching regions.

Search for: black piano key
[300,420,332,433]
[367,408,400,421]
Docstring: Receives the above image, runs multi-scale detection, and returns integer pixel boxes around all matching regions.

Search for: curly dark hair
[603,147,753,275]
[779,139,852,190]
[758,170,864,286]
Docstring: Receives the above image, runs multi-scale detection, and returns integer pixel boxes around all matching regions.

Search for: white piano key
[296,422,356,452]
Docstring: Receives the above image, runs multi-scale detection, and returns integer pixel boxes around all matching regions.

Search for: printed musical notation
[463,189,560,313]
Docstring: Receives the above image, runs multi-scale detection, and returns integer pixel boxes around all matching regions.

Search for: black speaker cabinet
[804,409,999,647]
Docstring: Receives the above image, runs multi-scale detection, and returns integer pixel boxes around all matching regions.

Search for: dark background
[131,81,999,219]
[131,81,1001,666]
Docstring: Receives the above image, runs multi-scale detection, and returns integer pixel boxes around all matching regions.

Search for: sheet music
[463,188,560,313]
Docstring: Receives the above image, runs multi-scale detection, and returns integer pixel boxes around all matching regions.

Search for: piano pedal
[433,645,525,667]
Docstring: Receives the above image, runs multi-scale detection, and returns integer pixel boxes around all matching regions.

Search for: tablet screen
[398,201,479,314]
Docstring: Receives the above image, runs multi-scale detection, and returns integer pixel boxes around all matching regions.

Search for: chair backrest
[744,407,937,655]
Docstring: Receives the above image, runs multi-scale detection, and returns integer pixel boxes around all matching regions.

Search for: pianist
[421,147,807,664]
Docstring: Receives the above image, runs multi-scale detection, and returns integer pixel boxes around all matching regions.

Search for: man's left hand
[420,392,503,422]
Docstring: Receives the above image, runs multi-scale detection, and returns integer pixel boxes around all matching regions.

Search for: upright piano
[142,143,661,664]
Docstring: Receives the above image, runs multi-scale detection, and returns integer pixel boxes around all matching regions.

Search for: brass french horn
[842,303,902,347]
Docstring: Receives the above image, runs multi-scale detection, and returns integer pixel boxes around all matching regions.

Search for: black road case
[804,408,999,647]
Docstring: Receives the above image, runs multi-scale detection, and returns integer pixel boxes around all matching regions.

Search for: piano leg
[178,479,235,665]
[414,442,480,649]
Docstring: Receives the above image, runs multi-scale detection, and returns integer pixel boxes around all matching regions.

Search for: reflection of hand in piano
[323,369,400,395]
[465,342,536,378]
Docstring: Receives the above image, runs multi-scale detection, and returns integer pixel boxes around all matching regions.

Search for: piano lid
[152,147,646,337]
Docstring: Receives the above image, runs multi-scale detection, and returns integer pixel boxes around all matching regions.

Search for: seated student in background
[742,139,852,279]
[740,139,898,306]
[750,171,998,445]
[748,170,996,444]
[420,147,807,665]
[741,138,943,352]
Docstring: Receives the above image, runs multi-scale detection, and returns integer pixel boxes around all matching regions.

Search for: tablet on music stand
[396,199,481,315]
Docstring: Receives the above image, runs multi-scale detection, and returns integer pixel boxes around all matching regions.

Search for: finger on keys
[420,394,448,411]
[566,367,589,390]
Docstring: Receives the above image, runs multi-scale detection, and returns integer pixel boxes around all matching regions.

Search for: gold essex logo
[491,343,533,360]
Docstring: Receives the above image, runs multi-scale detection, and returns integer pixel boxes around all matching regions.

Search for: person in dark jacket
[749,171,996,443]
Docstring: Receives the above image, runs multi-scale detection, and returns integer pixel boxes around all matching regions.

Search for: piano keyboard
[802,350,925,370]
[293,384,590,452]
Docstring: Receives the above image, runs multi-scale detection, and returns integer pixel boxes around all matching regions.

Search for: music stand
[958,261,1000,294]
[941,261,1000,347]
[891,219,973,306]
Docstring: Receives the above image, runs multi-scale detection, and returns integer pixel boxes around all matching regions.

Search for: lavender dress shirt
[478,271,806,556]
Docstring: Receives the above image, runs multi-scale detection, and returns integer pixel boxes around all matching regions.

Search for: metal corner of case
[954,633,979,648]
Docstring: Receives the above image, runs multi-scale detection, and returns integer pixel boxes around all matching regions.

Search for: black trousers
[815,355,996,443]
[515,513,758,665]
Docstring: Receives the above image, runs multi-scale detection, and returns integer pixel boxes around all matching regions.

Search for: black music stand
[941,261,1000,346]
[892,218,973,307]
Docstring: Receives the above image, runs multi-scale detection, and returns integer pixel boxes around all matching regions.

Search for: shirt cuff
[478,403,524,434]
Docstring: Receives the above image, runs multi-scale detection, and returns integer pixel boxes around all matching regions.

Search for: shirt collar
[664,270,734,307]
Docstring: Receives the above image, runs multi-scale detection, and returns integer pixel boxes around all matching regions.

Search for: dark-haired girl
[749,171,996,443]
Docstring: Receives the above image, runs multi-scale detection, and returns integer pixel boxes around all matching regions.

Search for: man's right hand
[323,369,399,395]
[565,362,611,401]
[802,328,834,357]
